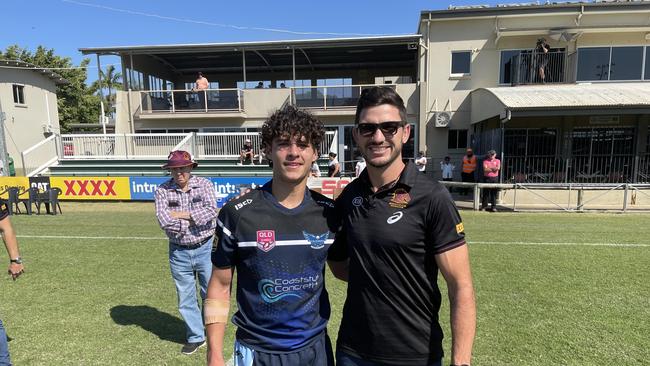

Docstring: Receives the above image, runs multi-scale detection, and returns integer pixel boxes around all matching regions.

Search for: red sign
[256,230,276,252]
[63,179,117,196]
[321,179,351,196]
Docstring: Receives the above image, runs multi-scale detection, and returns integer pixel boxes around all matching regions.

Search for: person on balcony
[535,38,551,83]
[193,72,209,109]
[239,139,255,165]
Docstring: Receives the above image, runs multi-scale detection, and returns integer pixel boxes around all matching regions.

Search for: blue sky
[1,0,499,81]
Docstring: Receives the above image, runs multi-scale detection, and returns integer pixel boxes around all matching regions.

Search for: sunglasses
[356,121,405,137]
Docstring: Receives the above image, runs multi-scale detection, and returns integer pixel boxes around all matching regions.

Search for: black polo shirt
[328,161,466,366]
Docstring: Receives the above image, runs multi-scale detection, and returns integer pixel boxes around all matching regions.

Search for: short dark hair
[198,72,203,77]
[355,86,407,124]
[261,105,325,153]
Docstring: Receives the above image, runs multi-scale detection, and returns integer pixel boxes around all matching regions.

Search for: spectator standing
[155,150,217,355]
[481,149,501,212]
[535,38,551,83]
[440,156,455,192]
[328,152,340,177]
[193,72,209,110]
[415,150,427,173]
[0,207,25,366]
[461,148,477,196]
[311,160,322,177]
[355,157,366,177]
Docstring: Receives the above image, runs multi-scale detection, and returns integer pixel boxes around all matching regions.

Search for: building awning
[470,83,650,123]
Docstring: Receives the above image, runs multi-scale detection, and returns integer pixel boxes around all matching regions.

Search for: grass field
[2,202,649,365]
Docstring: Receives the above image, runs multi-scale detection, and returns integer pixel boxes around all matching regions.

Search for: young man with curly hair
[205,105,338,366]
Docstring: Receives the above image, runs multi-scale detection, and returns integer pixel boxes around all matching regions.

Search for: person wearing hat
[239,139,255,165]
[481,149,500,212]
[460,148,477,196]
[155,150,217,355]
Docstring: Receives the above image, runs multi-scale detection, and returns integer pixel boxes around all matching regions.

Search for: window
[448,129,468,149]
[577,46,644,81]
[610,47,643,80]
[12,85,25,105]
[451,51,471,76]
[505,129,557,157]
[317,78,353,98]
[500,50,526,84]
[646,48,650,80]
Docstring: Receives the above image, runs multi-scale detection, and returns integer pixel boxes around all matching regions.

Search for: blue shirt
[213,181,339,351]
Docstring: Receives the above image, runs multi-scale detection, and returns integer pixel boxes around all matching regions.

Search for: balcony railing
[139,88,243,113]
[55,131,337,160]
[509,51,567,85]
[290,84,396,110]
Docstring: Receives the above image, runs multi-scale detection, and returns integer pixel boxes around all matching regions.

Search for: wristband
[204,298,230,325]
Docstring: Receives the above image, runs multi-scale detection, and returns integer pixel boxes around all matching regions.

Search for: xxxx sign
[50,177,131,200]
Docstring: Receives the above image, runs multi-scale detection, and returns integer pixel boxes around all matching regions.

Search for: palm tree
[91,65,122,109]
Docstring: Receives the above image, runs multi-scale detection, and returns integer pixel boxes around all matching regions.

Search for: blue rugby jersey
[212,182,339,352]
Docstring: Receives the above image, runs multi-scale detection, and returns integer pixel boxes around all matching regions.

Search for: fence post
[20,151,27,177]
[323,87,327,110]
[565,158,569,184]
[633,155,639,183]
[513,183,518,211]
[54,133,61,160]
[577,188,584,211]
[623,184,629,212]
[171,91,175,113]
[191,132,197,157]
[473,183,480,211]
[123,134,129,159]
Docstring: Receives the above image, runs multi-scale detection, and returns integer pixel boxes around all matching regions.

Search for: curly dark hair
[260,105,325,153]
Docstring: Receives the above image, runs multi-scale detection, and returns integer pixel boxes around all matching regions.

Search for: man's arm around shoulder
[436,244,476,365]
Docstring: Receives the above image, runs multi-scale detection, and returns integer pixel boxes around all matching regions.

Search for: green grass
[2,203,649,365]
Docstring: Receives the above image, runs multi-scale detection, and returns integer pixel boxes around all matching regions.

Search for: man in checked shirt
[155,150,218,355]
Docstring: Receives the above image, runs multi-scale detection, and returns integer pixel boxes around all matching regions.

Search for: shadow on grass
[110,305,185,344]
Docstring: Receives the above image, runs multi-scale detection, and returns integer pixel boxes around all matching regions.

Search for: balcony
[131,83,418,119]
[505,50,575,86]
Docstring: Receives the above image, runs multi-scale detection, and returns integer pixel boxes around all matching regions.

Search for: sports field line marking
[17,235,167,240]
[471,241,650,247]
[16,235,650,247]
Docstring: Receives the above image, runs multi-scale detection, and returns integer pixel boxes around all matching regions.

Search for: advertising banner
[210,177,270,208]
[0,177,30,198]
[50,177,132,200]
[29,176,52,193]
[130,177,170,201]
[307,177,354,196]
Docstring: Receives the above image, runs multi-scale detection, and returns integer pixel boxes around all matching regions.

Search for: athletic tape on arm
[204,298,230,325]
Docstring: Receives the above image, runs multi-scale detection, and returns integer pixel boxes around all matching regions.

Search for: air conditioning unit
[434,111,452,128]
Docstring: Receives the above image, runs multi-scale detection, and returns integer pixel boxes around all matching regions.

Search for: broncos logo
[302,231,329,249]
[258,279,301,303]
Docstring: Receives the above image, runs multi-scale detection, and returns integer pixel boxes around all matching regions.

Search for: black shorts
[234,332,334,366]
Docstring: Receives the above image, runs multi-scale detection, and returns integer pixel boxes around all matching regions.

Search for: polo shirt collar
[359,160,417,194]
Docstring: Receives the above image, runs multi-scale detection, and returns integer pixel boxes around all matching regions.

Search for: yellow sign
[456,222,465,234]
[50,177,131,200]
[0,177,30,199]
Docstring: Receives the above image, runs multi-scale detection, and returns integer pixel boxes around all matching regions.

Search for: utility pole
[0,99,9,176]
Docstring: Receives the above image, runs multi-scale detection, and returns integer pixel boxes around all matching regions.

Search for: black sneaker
[181,341,205,355]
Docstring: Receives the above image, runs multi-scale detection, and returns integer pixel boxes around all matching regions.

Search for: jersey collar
[359,160,418,195]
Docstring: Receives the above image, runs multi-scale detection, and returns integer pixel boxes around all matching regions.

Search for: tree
[90,64,122,113]
[1,45,100,132]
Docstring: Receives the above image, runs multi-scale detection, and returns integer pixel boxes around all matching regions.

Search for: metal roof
[470,83,650,123]
[421,1,650,21]
[79,35,421,55]
[0,60,68,85]
[484,83,650,109]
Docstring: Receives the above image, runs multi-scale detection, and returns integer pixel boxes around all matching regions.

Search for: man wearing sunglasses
[328,86,476,366]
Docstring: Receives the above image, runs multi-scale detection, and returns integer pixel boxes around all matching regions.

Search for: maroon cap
[162,150,198,169]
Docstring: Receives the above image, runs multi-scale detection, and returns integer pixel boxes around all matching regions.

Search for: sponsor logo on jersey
[352,196,363,207]
[256,230,276,252]
[456,222,464,234]
[302,231,329,249]
[234,199,253,211]
[258,275,320,303]
[389,188,411,208]
[387,211,403,224]
[315,200,334,208]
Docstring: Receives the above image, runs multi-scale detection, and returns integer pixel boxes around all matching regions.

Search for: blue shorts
[234,332,334,366]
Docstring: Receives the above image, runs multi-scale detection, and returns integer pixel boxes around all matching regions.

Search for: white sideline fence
[22,131,338,176]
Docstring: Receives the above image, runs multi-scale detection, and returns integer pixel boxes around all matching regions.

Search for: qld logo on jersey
[302,231,329,249]
[258,275,319,303]
[256,230,276,252]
